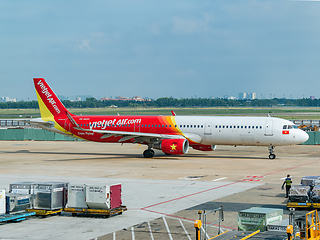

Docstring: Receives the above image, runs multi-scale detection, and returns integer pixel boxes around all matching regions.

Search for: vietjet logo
[170,144,177,150]
[37,80,61,114]
[282,130,289,134]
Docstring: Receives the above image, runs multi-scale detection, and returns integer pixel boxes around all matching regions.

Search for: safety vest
[285,178,292,186]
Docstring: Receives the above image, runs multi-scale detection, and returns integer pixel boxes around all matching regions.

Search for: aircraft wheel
[143,150,155,158]
[269,154,276,159]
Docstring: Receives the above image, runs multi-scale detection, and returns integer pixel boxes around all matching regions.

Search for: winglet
[171,111,176,116]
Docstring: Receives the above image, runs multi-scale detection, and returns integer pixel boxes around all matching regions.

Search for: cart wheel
[72,213,77,217]
[57,212,62,215]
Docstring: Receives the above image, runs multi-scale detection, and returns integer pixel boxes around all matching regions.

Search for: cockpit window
[283,124,298,129]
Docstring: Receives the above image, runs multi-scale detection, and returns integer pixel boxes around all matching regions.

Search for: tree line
[0,97,320,109]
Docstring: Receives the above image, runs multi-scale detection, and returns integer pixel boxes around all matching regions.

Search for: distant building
[310,96,316,100]
[238,93,247,100]
[75,97,82,101]
[228,96,236,100]
[247,93,256,100]
[238,93,256,100]
[0,97,16,102]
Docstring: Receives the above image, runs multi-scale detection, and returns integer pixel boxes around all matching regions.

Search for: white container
[67,184,87,209]
[0,189,5,215]
[85,185,110,210]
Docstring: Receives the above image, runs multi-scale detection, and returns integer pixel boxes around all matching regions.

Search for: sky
[1,0,320,101]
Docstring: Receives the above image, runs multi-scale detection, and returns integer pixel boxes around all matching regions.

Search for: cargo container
[6,193,32,214]
[33,182,67,210]
[0,189,5,215]
[85,184,122,210]
[9,182,35,195]
[301,176,320,187]
[289,185,310,203]
[237,207,283,232]
[67,183,87,209]
[85,185,110,210]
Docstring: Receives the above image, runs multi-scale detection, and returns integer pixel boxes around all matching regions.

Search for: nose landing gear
[268,146,276,159]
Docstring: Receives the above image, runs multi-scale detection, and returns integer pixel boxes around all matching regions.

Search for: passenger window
[187,125,189,128]
[162,125,164,127]
[223,126,225,128]
[180,125,182,128]
[165,125,167,127]
[190,125,192,128]
[219,126,221,128]
[183,125,185,128]
[234,126,236,128]
[260,126,262,129]
[201,125,203,128]
[248,126,250,129]
[226,126,228,128]
[283,125,287,129]
[241,126,243,128]
[169,125,171,127]
[148,125,150,127]
[175,125,177,127]
[256,126,258,129]
[237,126,239,128]
[215,125,218,128]
[245,126,247,129]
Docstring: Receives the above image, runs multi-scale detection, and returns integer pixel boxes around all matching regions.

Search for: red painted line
[141,180,244,210]
[262,161,318,177]
[141,160,319,211]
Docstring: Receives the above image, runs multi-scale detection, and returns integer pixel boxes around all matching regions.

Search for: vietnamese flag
[282,130,289,134]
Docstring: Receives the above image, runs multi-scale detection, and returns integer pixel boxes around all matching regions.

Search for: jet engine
[154,139,189,155]
[192,144,217,151]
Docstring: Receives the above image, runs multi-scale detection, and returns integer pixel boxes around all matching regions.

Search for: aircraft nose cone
[301,131,309,143]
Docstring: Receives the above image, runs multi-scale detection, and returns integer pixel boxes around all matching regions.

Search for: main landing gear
[143,145,155,158]
[268,146,276,159]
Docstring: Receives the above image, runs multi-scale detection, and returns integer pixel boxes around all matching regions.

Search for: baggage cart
[0,211,35,223]
[64,205,127,218]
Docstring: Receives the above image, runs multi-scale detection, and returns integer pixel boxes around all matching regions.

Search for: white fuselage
[174,116,309,146]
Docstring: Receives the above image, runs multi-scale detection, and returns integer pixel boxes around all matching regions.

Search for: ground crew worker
[282,174,292,198]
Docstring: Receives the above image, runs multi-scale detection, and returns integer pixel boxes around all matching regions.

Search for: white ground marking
[201,226,210,239]
[131,227,135,240]
[147,221,154,240]
[113,232,115,240]
[179,219,192,240]
[162,216,173,240]
[212,177,227,182]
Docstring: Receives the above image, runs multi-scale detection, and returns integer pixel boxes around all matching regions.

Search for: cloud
[172,13,214,34]
[75,39,91,50]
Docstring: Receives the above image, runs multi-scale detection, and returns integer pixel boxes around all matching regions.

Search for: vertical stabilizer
[33,78,69,119]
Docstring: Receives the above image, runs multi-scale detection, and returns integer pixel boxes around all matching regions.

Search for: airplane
[30,78,309,159]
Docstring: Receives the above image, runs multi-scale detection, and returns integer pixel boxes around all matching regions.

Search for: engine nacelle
[158,139,189,155]
[192,144,217,151]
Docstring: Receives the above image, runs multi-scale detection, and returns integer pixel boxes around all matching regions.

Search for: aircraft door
[204,122,212,135]
[134,122,140,133]
[265,120,273,136]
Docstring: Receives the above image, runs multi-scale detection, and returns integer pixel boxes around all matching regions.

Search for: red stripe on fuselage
[55,115,182,143]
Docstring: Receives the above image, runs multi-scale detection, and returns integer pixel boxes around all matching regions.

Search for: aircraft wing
[90,129,185,142]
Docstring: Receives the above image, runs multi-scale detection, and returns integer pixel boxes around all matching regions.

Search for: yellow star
[171,144,177,150]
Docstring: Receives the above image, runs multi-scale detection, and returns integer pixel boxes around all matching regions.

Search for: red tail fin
[33,78,70,118]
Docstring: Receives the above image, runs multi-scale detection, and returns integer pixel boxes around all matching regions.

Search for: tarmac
[0,141,319,240]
